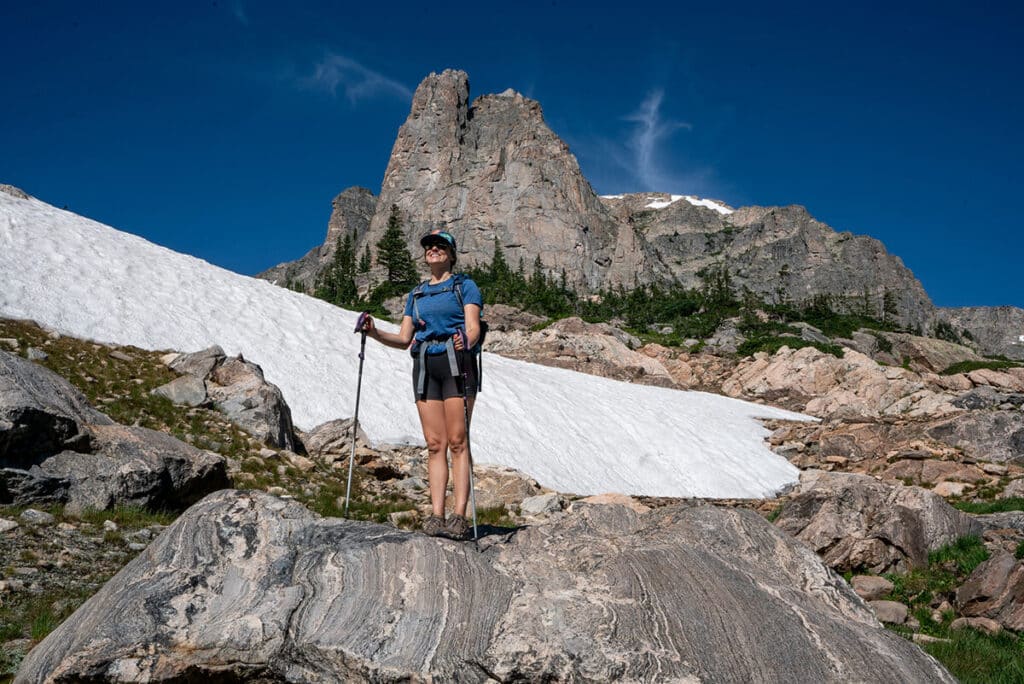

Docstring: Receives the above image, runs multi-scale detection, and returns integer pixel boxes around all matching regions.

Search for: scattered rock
[933,482,972,497]
[26,347,48,361]
[950,616,1003,635]
[519,492,564,517]
[20,508,56,525]
[851,575,894,601]
[303,418,368,460]
[0,517,18,533]
[150,375,207,407]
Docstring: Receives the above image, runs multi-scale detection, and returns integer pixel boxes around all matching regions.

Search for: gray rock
[25,347,48,361]
[953,385,1012,410]
[19,508,55,525]
[206,356,298,451]
[954,551,1024,631]
[303,418,368,459]
[168,345,226,379]
[0,467,69,506]
[150,375,207,407]
[868,600,908,624]
[519,492,564,517]
[17,490,955,683]
[851,575,894,601]
[107,350,134,362]
[775,471,981,573]
[33,424,230,514]
[705,317,743,354]
[950,616,1003,635]
[876,332,981,374]
[0,517,18,533]
[938,306,1024,361]
[973,511,1024,533]
[926,411,1024,463]
[795,322,831,346]
[1,351,112,467]
[395,476,427,493]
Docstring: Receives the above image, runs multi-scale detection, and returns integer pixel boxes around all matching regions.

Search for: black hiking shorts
[412,352,478,402]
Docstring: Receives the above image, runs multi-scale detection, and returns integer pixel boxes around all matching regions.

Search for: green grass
[929,536,990,576]
[304,479,415,524]
[476,505,516,528]
[941,359,1023,376]
[766,503,784,522]
[735,334,844,359]
[920,629,1024,684]
[954,498,1024,515]
[884,537,989,612]
[73,506,178,528]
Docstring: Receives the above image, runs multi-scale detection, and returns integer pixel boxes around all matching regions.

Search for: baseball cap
[420,229,457,252]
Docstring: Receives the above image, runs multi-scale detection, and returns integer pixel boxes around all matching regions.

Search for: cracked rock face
[18,490,954,683]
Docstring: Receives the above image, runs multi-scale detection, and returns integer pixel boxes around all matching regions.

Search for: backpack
[410,273,488,391]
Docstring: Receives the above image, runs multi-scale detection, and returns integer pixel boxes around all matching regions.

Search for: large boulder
[2,424,229,513]
[926,411,1024,464]
[168,346,299,451]
[0,350,229,511]
[876,332,981,374]
[955,551,1024,631]
[17,490,954,683]
[0,351,112,465]
[775,471,981,573]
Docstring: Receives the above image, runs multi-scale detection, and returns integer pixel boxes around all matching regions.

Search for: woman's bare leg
[444,395,475,516]
[417,399,449,517]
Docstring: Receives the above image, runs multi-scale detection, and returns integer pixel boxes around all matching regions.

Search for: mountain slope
[0,188,809,498]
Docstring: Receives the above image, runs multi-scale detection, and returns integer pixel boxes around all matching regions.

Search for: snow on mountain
[0,191,809,498]
[643,194,734,215]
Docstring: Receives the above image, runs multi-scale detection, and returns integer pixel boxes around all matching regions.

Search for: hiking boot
[422,515,446,537]
[445,514,471,540]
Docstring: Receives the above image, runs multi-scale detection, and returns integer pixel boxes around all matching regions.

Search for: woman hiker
[360,229,483,540]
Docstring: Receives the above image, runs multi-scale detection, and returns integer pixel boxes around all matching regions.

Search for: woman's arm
[364,315,415,350]
[455,304,482,349]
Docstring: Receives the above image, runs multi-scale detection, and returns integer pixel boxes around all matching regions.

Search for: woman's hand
[453,329,466,351]
[360,315,378,338]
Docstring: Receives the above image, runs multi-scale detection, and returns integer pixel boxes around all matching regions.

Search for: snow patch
[0,191,806,498]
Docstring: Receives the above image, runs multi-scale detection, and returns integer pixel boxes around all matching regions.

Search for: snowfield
[0,190,810,498]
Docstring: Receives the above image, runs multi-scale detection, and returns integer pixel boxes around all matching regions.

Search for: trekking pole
[458,329,479,541]
[344,312,370,517]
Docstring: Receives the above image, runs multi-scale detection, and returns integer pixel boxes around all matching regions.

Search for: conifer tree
[359,245,372,273]
[376,205,418,291]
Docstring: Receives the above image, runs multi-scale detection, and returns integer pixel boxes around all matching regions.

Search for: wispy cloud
[623,90,692,191]
[303,53,413,104]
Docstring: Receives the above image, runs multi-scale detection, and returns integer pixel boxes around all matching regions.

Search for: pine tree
[314,232,358,306]
[359,245,372,273]
[376,205,418,292]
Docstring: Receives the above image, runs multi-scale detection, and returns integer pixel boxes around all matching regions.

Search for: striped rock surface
[17,490,953,683]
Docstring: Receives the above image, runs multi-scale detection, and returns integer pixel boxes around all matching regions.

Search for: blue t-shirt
[403,276,483,355]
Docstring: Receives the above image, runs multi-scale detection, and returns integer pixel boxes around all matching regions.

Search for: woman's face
[424,243,453,267]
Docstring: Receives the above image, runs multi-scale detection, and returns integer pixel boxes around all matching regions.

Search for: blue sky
[3,1,1021,308]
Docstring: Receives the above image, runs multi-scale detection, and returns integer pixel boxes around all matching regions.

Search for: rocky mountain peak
[361,70,639,290]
